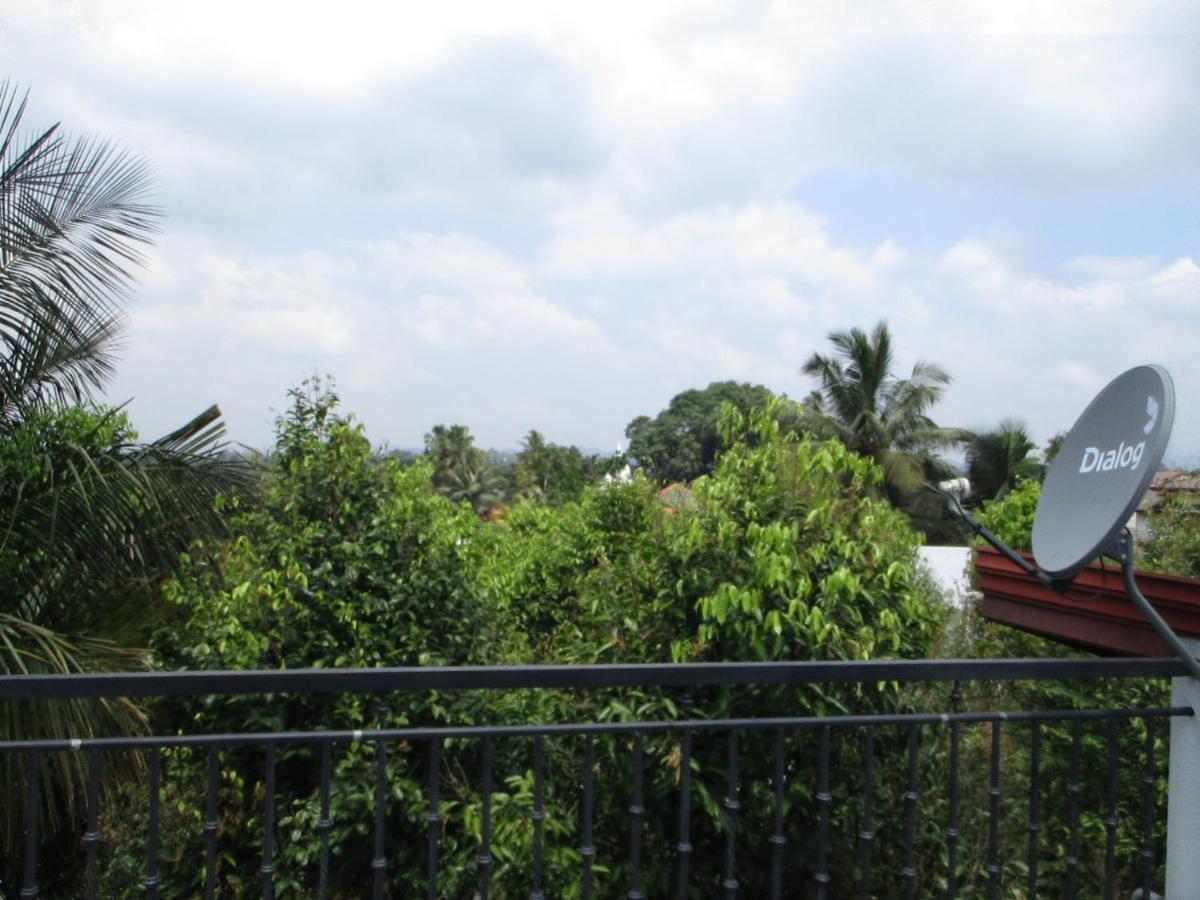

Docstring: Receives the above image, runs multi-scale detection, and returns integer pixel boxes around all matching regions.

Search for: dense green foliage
[513,429,599,505]
[973,477,1042,552]
[103,389,944,897]
[1142,486,1200,578]
[624,380,809,484]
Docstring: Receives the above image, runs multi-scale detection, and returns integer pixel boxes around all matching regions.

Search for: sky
[3,1,1198,462]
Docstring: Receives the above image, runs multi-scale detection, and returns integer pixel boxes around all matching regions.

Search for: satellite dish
[1032,365,1175,579]
[949,364,1195,679]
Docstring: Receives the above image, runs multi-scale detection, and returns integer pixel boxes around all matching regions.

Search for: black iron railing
[2,657,1192,899]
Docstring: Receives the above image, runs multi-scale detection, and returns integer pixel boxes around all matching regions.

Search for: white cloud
[3,0,1195,460]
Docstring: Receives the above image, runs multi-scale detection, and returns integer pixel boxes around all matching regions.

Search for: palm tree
[515,429,551,498]
[802,321,967,503]
[0,82,246,868]
[424,424,477,488]
[966,419,1037,504]
[444,453,506,515]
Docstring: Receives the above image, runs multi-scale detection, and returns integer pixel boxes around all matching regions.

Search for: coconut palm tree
[0,82,246,872]
[802,319,969,531]
[966,419,1038,504]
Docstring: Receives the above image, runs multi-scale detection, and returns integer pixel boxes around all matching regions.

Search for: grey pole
[1166,637,1200,899]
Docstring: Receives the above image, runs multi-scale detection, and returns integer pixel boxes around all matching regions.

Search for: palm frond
[0,80,159,421]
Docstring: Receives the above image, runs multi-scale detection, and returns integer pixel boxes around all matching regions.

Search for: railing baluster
[986,720,1002,899]
[769,729,786,900]
[1027,721,1042,899]
[675,730,693,900]
[580,734,595,900]
[628,732,645,900]
[479,736,495,900]
[1140,718,1157,900]
[84,748,101,900]
[262,743,277,900]
[145,747,162,900]
[815,725,832,900]
[204,747,220,900]
[902,723,920,900]
[372,739,388,900]
[427,737,442,900]
[318,741,333,900]
[531,735,546,900]
[1104,718,1119,900]
[1065,718,1083,900]
[946,719,961,900]
[21,750,40,899]
[723,730,740,899]
[859,725,875,899]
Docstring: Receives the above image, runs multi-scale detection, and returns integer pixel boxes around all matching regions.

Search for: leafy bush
[973,477,1040,553]
[1142,486,1200,578]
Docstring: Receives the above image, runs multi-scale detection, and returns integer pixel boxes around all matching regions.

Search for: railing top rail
[0,657,1187,701]
[0,704,1189,754]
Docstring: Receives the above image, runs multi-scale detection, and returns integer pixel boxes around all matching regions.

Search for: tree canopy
[624,380,808,484]
[802,320,966,500]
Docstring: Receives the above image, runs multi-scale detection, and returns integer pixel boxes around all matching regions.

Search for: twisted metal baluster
[675,730,693,900]
[986,720,1002,899]
[372,739,388,900]
[262,744,277,900]
[946,719,961,900]
[318,742,333,900]
[769,729,786,900]
[531,736,546,900]
[1104,718,1119,900]
[1140,719,1157,900]
[204,747,221,900]
[723,730,740,899]
[902,724,920,900]
[1027,722,1042,899]
[627,733,645,900]
[20,750,41,899]
[427,737,442,900]
[1065,719,1083,900]
[815,726,832,900]
[479,736,495,900]
[144,748,162,900]
[84,749,101,900]
[859,725,876,898]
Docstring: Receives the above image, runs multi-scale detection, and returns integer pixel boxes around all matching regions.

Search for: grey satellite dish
[1032,365,1174,578]
[947,364,1199,680]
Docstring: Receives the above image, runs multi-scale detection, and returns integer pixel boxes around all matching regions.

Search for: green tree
[625,380,808,484]
[514,429,598,504]
[802,321,966,503]
[423,423,476,487]
[1141,483,1200,578]
[0,82,244,872]
[965,418,1039,504]
[424,423,509,514]
[150,380,489,896]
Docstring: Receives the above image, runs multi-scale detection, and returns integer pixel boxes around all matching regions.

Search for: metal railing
[2,657,1192,899]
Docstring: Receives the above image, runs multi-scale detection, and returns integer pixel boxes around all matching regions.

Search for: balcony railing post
[1166,637,1200,898]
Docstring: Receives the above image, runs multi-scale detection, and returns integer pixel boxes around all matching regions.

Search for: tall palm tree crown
[0,82,245,863]
[966,419,1038,504]
[802,320,966,500]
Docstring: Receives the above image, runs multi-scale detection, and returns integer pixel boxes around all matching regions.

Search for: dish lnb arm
[948,497,1073,594]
